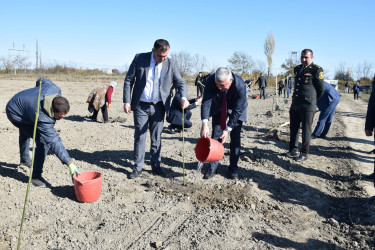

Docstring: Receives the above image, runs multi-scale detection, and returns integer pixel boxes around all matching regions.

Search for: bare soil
[1,80,375,249]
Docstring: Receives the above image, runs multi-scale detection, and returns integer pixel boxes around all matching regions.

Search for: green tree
[264,31,275,76]
[227,51,254,79]
[281,58,297,77]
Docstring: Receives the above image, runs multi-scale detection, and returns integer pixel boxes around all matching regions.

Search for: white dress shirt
[140,53,162,103]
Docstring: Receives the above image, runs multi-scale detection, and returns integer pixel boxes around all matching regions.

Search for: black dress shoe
[31,176,52,188]
[286,150,300,158]
[129,169,142,179]
[203,168,216,179]
[295,155,308,162]
[152,167,166,177]
[20,161,32,168]
[311,134,317,139]
[230,172,239,180]
[364,172,375,180]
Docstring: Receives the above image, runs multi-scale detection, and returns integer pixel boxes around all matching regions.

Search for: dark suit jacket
[365,80,375,131]
[256,76,267,88]
[201,73,247,128]
[123,52,187,111]
[166,91,197,125]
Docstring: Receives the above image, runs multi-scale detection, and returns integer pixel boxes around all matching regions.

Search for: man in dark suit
[123,39,189,179]
[166,91,201,133]
[311,81,341,139]
[200,67,248,179]
[287,49,325,162]
[255,72,267,99]
[365,74,375,183]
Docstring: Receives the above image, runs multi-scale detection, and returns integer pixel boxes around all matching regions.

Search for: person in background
[166,91,202,133]
[286,49,325,162]
[6,77,79,187]
[311,82,341,139]
[345,81,350,94]
[255,72,267,99]
[87,81,117,123]
[123,39,189,179]
[195,72,205,98]
[200,67,248,180]
[278,79,284,96]
[365,75,375,183]
[353,81,360,100]
[287,76,294,98]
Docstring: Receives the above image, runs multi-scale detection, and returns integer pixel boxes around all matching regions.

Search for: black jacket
[291,63,325,112]
[201,73,247,128]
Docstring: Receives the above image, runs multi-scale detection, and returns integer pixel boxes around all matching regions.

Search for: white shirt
[140,53,162,103]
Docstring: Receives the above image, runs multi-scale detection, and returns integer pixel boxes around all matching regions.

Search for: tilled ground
[0,79,375,249]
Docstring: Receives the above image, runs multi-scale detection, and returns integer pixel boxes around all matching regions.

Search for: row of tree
[1,31,373,82]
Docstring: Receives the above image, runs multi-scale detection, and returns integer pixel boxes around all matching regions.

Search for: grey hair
[215,67,233,82]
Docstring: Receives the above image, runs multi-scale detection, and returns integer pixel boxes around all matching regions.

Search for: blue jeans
[287,87,292,98]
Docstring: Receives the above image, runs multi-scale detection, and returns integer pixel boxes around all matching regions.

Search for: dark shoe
[311,134,318,139]
[152,167,167,177]
[203,168,216,179]
[20,161,31,168]
[31,177,52,188]
[104,120,111,124]
[286,150,300,158]
[363,172,375,180]
[295,155,308,162]
[129,169,142,179]
[229,172,239,180]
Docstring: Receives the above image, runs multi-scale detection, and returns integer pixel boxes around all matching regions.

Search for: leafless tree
[264,31,275,76]
[0,56,13,73]
[355,60,373,80]
[169,51,193,77]
[192,54,208,74]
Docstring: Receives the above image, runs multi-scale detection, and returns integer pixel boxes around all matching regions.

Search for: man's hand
[107,103,111,109]
[220,130,229,144]
[181,98,189,109]
[124,103,131,114]
[365,130,373,136]
[196,97,202,105]
[200,122,209,138]
[67,162,80,176]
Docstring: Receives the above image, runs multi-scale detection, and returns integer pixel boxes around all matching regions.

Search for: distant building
[107,69,113,75]
[325,80,338,90]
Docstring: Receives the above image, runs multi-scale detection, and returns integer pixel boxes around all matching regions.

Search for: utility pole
[36,40,39,71]
[39,51,42,71]
[8,43,17,75]
[22,44,29,74]
[8,43,29,75]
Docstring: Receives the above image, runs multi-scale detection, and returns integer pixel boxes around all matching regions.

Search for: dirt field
[1,79,375,249]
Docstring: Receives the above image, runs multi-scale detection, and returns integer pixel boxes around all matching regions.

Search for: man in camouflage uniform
[286,49,325,162]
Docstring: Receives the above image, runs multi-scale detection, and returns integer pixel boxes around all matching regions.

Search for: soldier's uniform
[289,62,325,159]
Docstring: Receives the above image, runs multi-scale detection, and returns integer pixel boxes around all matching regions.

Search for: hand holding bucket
[195,137,225,163]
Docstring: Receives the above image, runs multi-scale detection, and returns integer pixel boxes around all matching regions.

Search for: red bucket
[195,137,224,163]
[73,171,102,203]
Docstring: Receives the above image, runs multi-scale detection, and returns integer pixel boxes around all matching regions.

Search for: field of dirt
[1,79,375,249]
